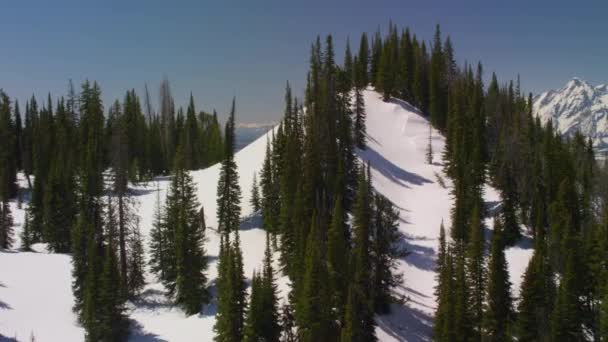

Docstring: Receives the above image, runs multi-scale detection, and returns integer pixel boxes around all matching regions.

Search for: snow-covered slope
[0,89,533,341]
[534,78,608,153]
[360,90,532,341]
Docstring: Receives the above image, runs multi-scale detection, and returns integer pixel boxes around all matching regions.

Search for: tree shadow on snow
[129,320,168,342]
[358,147,432,188]
[0,300,12,310]
[400,240,436,272]
[0,336,19,342]
[130,288,174,311]
[376,303,433,342]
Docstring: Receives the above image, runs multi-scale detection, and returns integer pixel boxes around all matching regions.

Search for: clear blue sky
[2,0,607,122]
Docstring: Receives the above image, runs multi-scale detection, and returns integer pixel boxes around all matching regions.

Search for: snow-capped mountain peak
[534,78,608,153]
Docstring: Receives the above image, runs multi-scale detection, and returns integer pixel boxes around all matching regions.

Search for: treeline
[413,23,608,342]
[0,78,224,250]
[0,78,228,341]
[224,27,411,341]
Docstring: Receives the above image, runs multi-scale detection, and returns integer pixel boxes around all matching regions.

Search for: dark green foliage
[341,168,376,342]
[297,212,332,342]
[250,173,261,212]
[216,98,242,234]
[214,232,247,342]
[517,226,554,342]
[465,205,484,340]
[97,243,128,342]
[20,208,33,251]
[127,220,146,298]
[0,200,14,249]
[167,150,209,313]
[371,193,407,314]
[483,221,514,341]
[42,98,77,253]
[356,32,369,88]
[327,195,349,323]
[353,84,366,150]
[149,182,174,289]
[0,90,17,200]
[244,234,280,342]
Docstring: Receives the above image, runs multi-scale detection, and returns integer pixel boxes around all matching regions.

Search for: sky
[1,0,607,123]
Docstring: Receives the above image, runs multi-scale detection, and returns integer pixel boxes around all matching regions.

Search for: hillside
[534,78,608,153]
[0,89,532,341]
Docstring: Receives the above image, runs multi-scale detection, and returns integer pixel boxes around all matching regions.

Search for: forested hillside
[1,22,608,342]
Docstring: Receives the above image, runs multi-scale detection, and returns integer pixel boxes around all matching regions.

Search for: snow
[0,89,534,341]
[534,77,608,154]
[359,90,532,341]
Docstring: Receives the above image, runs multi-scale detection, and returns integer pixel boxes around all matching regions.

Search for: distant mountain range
[235,123,275,151]
[534,78,608,154]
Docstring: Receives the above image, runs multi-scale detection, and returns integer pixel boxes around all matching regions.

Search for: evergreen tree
[465,205,485,340]
[0,90,17,200]
[356,32,370,87]
[0,200,14,249]
[244,270,263,342]
[353,81,367,150]
[259,233,280,341]
[214,231,247,342]
[371,193,407,314]
[550,235,584,341]
[97,243,128,342]
[149,182,173,288]
[171,150,209,314]
[127,218,146,298]
[426,121,433,164]
[250,173,261,212]
[297,212,332,342]
[216,98,242,234]
[327,195,349,323]
[517,222,554,342]
[483,220,514,341]
[20,208,33,251]
[341,167,376,342]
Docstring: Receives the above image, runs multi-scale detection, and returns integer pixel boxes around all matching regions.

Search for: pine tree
[216,98,242,234]
[244,270,263,342]
[550,235,584,341]
[127,218,146,298]
[259,233,280,342]
[426,121,433,164]
[371,193,407,314]
[0,90,17,200]
[327,195,349,323]
[250,173,261,212]
[341,167,376,342]
[297,212,332,342]
[149,182,173,287]
[97,243,128,342]
[20,208,33,251]
[356,32,370,87]
[483,220,514,341]
[0,200,14,249]
[433,222,451,341]
[353,82,367,150]
[517,224,554,342]
[465,205,485,341]
[171,149,209,314]
[214,231,247,342]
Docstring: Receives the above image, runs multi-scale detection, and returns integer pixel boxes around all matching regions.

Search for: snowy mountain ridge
[0,89,532,342]
[534,77,608,153]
